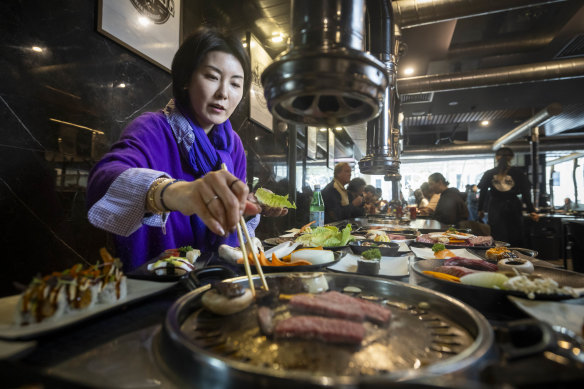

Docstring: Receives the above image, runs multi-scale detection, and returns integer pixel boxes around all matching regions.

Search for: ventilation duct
[392,0,567,28]
[403,135,584,157]
[358,0,400,179]
[261,0,388,126]
[492,103,563,150]
[397,57,584,95]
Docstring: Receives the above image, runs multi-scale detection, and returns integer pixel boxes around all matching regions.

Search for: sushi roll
[357,248,381,275]
[147,257,195,276]
[185,248,201,263]
[13,274,68,326]
[98,255,128,304]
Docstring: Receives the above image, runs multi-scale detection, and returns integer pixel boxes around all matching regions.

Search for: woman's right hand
[162,171,261,237]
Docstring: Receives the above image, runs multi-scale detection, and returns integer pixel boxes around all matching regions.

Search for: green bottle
[309,185,325,227]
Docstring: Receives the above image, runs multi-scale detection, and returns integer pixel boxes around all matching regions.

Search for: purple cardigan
[87,111,246,270]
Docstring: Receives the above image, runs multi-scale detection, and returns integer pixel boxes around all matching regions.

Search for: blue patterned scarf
[163,99,235,176]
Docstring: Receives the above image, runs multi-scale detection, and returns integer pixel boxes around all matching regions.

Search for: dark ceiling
[195,0,584,157]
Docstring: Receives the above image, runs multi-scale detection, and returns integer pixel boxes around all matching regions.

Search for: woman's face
[188,51,245,132]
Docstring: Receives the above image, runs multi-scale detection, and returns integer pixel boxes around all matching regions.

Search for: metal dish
[409,240,509,250]
[412,259,584,301]
[157,272,496,388]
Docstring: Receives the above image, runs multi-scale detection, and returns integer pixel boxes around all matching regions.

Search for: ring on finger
[205,195,219,206]
[228,179,240,189]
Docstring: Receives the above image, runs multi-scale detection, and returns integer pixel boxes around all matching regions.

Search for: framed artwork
[327,129,335,169]
[248,33,274,131]
[97,0,181,72]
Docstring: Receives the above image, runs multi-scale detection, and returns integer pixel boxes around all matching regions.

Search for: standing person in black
[321,163,363,223]
[427,173,468,226]
[477,147,539,247]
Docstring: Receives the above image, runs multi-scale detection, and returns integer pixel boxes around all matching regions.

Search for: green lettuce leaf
[340,223,355,245]
[295,224,355,247]
[255,188,296,209]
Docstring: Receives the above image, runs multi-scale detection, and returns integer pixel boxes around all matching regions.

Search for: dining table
[2,217,583,388]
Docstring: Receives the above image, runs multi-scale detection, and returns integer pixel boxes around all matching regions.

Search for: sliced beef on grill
[444,257,498,272]
[274,315,365,344]
[434,265,478,278]
[416,235,436,244]
[257,306,274,336]
[316,291,392,325]
[289,294,365,322]
[388,234,406,240]
[468,236,494,246]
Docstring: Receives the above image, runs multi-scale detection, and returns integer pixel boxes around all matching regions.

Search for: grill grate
[181,290,472,376]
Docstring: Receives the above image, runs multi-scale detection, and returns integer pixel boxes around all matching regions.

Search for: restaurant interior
[1,0,584,387]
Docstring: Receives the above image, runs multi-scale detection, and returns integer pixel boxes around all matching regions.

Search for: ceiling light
[319,127,327,132]
[480,120,490,126]
[403,67,414,76]
[271,36,283,43]
[242,42,248,48]
[335,127,343,131]
[448,101,458,106]
[32,46,43,53]
[118,83,126,88]
[254,136,260,141]
[138,17,151,26]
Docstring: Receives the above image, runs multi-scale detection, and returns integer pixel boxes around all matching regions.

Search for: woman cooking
[87,27,285,270]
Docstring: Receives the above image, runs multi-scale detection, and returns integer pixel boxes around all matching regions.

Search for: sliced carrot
[271,253,288,266]
[422,270,460,282]
[295,246,324,251]
[299,220,316,233]
[287,260,313,266]
[434,249,455,259]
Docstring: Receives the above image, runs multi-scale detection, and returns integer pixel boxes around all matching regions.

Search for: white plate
[410,246,484,260]
[0,279,176,340]
[508,295,584,337]
[327,253,410,278]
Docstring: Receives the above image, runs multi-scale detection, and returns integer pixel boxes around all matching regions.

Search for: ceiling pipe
[492,103,563,150]
[397,57,584,95]
[548,152,584,165]
[447,32,554,59]
[403,135,584,156]
[392,0,567,28]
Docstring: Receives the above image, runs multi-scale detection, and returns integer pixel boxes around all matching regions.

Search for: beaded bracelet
[146,177,171,214]
[160,179,185,212]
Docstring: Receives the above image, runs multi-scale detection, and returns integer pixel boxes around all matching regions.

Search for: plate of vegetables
[235,243,341,273]
[412,258,584,301]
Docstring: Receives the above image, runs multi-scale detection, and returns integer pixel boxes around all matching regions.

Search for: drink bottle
[309,185,325,227]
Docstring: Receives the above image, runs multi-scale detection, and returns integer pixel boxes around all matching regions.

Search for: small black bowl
[349,240,400,257]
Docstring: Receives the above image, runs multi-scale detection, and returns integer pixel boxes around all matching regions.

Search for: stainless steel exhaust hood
[359,0,401,181]
[261,0,389,126]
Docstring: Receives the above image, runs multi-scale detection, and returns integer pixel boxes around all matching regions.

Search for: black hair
[347,177,366,193]
[428,172,449,186]
[364,185,376,194]
[495,147,514,175]
[171,26,251,110]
